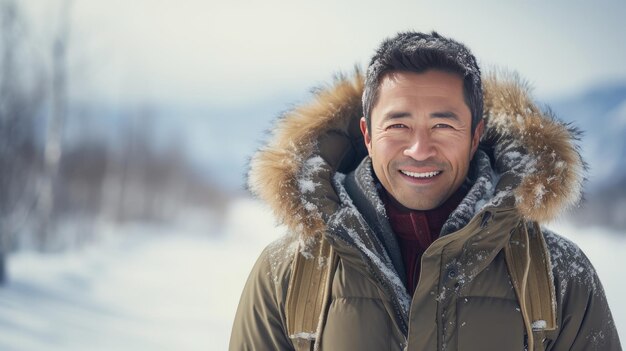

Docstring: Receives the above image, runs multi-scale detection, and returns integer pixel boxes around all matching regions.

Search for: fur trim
[248,69,585,235]
[247,71,364,236]
[483,72,584,222]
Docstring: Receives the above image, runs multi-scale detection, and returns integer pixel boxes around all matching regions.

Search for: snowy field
[0,198,623,350]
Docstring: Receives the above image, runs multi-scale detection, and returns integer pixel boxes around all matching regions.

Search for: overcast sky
[22,0,626,107]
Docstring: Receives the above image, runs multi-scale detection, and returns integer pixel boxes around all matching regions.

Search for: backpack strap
[504,221,557,350]
[286,236,338,351]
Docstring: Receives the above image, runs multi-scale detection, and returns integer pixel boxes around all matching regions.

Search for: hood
[248,70,585,238]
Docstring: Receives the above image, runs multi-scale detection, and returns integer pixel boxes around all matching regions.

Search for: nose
[403,131,436,161]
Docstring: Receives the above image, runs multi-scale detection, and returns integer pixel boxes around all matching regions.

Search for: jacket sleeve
[229,244,295,351]
[545,232,622,351]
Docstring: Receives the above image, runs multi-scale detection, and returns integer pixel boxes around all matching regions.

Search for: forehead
[370,69,468,119]
[377,69,465,98]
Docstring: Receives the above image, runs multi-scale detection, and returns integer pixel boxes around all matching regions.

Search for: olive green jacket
[230,72,621,350]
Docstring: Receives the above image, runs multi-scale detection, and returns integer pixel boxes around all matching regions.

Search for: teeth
[401,170,441,178]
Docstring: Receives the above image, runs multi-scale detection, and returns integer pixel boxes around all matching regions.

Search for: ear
[360,117,372,155]
[470,119,485,157]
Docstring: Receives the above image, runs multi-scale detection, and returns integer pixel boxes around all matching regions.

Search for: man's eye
[434,123,453,129]
[387,124,407,129]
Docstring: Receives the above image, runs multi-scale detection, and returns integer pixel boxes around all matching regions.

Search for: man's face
[360,69,484,210]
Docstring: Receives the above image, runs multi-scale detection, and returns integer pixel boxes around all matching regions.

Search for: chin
[402,196,445,211]
[401,201,436,211]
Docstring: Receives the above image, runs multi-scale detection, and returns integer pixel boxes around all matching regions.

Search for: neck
[382,184,469,226]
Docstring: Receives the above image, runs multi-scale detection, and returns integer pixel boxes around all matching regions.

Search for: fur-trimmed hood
[248,71,585,238]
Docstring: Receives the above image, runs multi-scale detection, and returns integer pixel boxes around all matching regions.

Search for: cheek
[438,139,472,166]
[373,135,406,151]
[371,141,401,164]
[369,140,398,173]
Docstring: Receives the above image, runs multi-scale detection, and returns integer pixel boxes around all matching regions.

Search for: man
[230,31,621,350]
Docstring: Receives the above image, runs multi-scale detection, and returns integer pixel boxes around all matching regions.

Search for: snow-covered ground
[0,199,623,350]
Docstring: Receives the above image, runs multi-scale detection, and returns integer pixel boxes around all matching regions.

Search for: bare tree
[36,0,73,250]
[0,0,43,284]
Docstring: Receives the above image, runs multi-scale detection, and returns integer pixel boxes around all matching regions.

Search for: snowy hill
[549,82,626,187]
[549,82,626,230]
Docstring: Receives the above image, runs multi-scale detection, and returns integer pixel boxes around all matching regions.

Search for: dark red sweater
[382,188,466,295]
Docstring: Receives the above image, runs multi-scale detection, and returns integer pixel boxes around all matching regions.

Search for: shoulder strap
[504,221,557,350]
[285,236,338,351]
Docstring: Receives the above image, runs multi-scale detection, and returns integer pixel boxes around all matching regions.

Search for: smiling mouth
[400,170,442,179]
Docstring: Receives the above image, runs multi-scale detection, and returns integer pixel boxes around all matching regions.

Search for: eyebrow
[431,111,460,120]
[382,111,412,121]
[382,111,460,121]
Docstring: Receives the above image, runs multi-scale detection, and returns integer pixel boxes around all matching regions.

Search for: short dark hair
[362,31,483,134]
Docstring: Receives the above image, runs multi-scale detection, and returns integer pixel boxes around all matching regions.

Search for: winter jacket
[229,72,622,350]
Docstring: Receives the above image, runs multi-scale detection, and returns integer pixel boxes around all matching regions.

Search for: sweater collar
[381,184,468,243]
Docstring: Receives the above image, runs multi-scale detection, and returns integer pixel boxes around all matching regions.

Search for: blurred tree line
[0,0,228,285]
